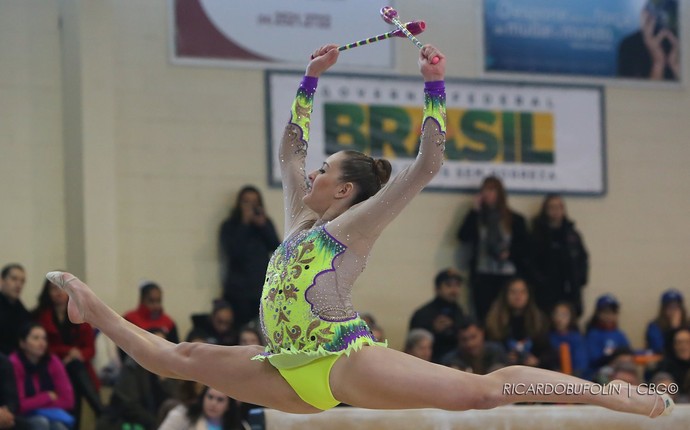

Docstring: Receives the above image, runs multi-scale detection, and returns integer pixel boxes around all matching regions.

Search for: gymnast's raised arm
[335,45,447,247]
[279,45,340,238]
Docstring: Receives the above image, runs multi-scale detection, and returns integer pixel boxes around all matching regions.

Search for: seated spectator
[370,325,385,343]
[646,289,687,354]
[1,352,29,430]
[485,278,556,369]
[549,302,587,377]
[9,323,74,430]
[403,329,434,362]
[0,264,31,355]
[409,269,465,363]
[238,326,264,347]
[186,300,238,346]
[124,281,179,343]
[33,276,104,425]
[653,327,690,400]
[585,294,631,380]
[97,329,178,430]
[158,386,240,430]
[440,318,507,374]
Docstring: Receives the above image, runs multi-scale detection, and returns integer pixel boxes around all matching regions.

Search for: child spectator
[186,300,238,346]
[548,301,587,377]
[585,294,631,380]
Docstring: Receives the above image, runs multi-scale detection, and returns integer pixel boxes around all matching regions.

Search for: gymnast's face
[304,151,351,214]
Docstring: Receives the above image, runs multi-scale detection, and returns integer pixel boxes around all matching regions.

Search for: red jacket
[35,308,99,388]
[123,304,179,342]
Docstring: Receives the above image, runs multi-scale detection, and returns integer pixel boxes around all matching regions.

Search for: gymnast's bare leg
[46,272,320,414]
[329,345,671,417]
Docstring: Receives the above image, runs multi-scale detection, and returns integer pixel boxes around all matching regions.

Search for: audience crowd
[1,179,688,429]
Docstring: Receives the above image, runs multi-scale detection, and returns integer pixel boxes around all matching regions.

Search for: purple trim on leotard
[303,224,358,323]
[300,76,318,94]
[424,80,445,97]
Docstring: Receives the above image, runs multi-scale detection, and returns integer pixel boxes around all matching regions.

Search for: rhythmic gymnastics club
[380,6,439,64]
[338,21,426,52]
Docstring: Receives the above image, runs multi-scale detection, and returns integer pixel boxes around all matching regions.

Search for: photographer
[219,185,280,327]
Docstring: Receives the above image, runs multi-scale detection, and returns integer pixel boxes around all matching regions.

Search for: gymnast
[46,44,673,418]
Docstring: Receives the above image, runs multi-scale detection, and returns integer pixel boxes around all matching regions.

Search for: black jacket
[0,294,31,355]
[409,297,465,363]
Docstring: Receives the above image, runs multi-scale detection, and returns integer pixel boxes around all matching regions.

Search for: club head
[380,6,398,24]
[392,20,426,38]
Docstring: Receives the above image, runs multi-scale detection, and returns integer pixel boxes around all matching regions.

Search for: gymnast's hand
[306,44,339,78]
[419,44,445,82]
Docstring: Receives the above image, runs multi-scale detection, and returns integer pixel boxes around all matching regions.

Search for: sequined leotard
[253,76,446,373]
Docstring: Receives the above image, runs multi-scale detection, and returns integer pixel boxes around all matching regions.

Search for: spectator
[457,176,531,322]
[654,327,690,399]
[403,329,434,362]
[158,386,241,430]
[33,276,104,425]
[0,264,31,355]
[549,301,587,377]
[585,294,631,379]
[97,330,178,430]
[219,185,281,328]
[530,194,589,316]
[1,352,28,430]
[9,322,74,430]
[124,281,179,344]
[238,326,264,347]
[409,269,465,363]
[646,289,687,354]
[485,277,555,369]
[186,300,238,346]
[440,318,507,374]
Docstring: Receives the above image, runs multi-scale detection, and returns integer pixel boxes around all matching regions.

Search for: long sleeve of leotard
[331,81,447,248]
[279,76,320,238]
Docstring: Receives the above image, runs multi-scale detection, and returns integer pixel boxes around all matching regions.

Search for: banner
[266,72,606,195]
[172,0,395,69]
[483,0,681,82]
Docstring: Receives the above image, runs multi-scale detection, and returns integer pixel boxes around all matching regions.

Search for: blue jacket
[585,327,630,375]
[645,321,665,354]
[549,330,588,377]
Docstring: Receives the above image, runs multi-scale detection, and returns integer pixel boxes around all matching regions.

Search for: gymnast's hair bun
[373,158,392,185]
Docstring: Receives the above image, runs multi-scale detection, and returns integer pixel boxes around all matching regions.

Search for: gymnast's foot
[608,379,673,418]
[650,393,674,418]
[46,271,90,324]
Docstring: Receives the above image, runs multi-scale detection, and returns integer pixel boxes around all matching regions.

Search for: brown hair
[480,176,512,232]
[339,150,392,205]
[485,277,548,341]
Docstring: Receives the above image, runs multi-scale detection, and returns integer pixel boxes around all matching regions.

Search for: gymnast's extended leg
[330,345,671,417]
[46,272,319,414]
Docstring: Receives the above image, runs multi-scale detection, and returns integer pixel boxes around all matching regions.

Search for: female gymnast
[46,44,673,418]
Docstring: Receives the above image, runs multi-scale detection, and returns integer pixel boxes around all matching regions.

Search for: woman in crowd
[457,176,531,322]
[646,289,687,354]
[485,278,555,369]
[124,281,179,344]
[9,323,74,430]
[218,186,281,328]
[158,386,240,430]
[33,277,104,426]
[530,194,588,316]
